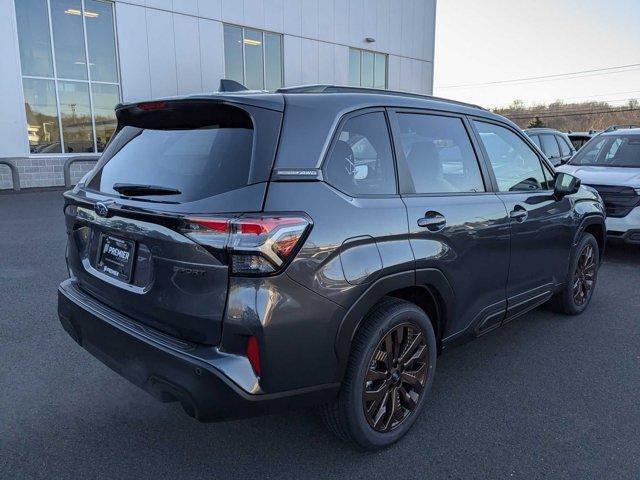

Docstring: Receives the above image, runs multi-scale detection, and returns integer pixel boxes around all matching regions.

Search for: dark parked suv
[58,85,606,449]
[525,128,576,166]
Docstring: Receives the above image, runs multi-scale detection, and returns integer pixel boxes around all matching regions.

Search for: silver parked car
[558,128,640,244]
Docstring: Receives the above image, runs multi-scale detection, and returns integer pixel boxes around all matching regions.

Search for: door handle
[417,211,446,232]
[509,206,528,222]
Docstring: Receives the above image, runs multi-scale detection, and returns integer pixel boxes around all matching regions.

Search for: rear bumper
[57,279,339,422]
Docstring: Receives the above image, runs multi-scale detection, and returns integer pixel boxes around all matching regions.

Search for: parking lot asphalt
[1,189,639,480]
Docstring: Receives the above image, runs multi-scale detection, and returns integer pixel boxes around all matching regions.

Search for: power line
[498,103,639,116]
[439,63,640,89]
[488,92,640,109]
[489,97,637,110]
[506,107,640,120]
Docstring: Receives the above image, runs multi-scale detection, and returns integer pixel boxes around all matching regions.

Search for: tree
[528,116,545,128]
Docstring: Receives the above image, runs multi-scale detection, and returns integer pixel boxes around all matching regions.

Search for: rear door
[390,110,511,339]
[472,120,575,321]
[64,99,283,344]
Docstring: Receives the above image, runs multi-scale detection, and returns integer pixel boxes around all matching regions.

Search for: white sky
[433,0,640,109]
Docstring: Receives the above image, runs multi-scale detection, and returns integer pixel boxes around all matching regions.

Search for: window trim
[469,117,556,194]
[320,107,399,198]
[223,23,284,92]
[16,0,122,157]
[387,108,493,197]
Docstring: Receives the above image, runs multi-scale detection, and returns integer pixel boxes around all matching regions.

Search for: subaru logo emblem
[94,201,110,218]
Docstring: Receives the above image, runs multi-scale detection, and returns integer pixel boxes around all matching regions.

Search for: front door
[472,120,575,321]
[390,110,511,341]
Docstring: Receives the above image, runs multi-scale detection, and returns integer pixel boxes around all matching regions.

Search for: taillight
[136,101,168,110]
[182,214,311,275]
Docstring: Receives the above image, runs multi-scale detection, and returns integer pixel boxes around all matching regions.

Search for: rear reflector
[181,214,311,276]
[246,336,261,376]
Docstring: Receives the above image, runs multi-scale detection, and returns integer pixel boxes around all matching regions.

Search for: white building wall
[0,0,436,190]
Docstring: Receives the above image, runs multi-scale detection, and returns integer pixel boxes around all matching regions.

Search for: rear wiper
[112,183,181,197]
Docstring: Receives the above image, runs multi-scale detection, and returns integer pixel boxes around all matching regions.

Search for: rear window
[86,102,275,202]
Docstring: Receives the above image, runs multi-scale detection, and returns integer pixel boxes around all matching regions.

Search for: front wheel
[548,232,600,315]
[321,297,437,450]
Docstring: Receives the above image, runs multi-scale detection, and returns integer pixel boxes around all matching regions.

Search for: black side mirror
[554,172,581,197]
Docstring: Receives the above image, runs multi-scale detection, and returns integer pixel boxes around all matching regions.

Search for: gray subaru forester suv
[58,85,606,450]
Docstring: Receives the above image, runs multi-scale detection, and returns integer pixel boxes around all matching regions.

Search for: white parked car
[557,128,640,244]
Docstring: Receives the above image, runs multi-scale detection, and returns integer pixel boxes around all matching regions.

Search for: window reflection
[58,81,94,153]
[374,53,386,89]
[92,83,119,152]
[244,29,264,90]
[223,25,282,91]
[361,51,374,87]
[264,33,282,92]
[349,48,387,89]
[51,0,88,80]
[349,49,360,86]
[15,0,54,77]
[23,78,62,153]
[85,0,118,83]
[15,0,120,154]
[224,25,243,84]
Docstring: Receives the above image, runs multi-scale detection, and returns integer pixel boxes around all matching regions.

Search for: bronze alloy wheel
[362,323,429,433]
[573,243,596,306]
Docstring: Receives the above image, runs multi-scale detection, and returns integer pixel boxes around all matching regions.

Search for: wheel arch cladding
[333,268,454,382]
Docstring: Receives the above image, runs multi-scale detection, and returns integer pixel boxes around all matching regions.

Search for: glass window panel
[374,53,386,89]
[223,25,243,84]
[85,0,118,82]
[541,134,561,160]
[361,51,374,88]
[474,121,548,192]
[264,33,282,91]
[349,48,361,86]
[324,112,396,195]
[243,29,264,90]
[15,0,54,77]
[50,0,88,80]
[22,78,61,154]
[58,81,94,153]
[91,83,119,152]
[557,135,572,156]
[529,134,541,148]
[397,114,485,194]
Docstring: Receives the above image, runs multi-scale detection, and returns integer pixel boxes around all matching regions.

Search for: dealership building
[0,0,436,190]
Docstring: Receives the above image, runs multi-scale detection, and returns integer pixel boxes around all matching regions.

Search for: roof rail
[275,84,486,110]
[604,124,640,132]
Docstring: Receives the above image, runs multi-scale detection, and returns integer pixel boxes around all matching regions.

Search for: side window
[396,113,485,194]
[324,112,396,196]
[557,135,572,156]
[530,134,541,149]
[474,121,549,192]
[540,134,561,160]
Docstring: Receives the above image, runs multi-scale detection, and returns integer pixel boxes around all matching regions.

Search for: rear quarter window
[323,111,396,196]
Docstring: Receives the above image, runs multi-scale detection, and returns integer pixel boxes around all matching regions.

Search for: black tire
[321,297,437,450]
[548,232,600,315]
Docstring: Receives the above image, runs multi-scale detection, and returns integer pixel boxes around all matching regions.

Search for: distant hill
[494,99,640,131]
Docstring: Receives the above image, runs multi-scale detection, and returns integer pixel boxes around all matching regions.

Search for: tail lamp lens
[182,215,310,275]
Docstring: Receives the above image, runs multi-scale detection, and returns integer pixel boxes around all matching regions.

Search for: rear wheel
[321,297,437,450]
[548,232,599,315]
